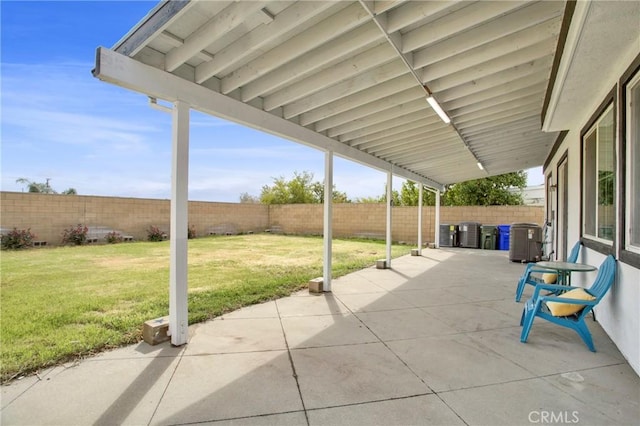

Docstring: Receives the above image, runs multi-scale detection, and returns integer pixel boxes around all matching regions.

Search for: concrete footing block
[309,277,324,294]
[143,316,170,345]
[411,249,421,256]
[428,243,437,249]
[376,259,388,269]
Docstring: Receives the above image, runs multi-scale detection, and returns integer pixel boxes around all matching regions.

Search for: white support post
[435,190,441,249]
[386,171,392,268]
[323,150,333,292]
[169,100,190,346]
[417,183,423,255]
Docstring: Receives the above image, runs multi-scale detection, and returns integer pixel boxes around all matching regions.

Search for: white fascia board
[542,1,591,132]
[93,47,443,191]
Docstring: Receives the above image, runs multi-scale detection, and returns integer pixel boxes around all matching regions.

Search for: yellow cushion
[542,273,557,284]
[546,288,595,317]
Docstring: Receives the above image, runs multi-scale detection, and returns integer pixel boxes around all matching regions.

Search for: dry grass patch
[1,234,410,381]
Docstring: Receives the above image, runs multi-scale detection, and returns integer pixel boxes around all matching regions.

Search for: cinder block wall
[0,192,268,245]
[269,204,543,243]
[0,192,543,246]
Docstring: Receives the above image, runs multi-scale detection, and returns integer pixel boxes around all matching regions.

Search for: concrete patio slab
[221,300,279,319]
[2,355,180,425]
[281,313,377,349]
[422,303,517,333]
[388,333,535,392]
[276,293,349,317]
[542,364,640,423]
[439,377,620,425]
[468,325,626,377]
[185,317,287,355]
[334,291,414,312]
[329,273,386,294]
[392,287,472,307]
[151,351,302,425]
[2,249,638,425]
[355,307,459,340]
[206,411,308,425]
[291,343,430,409]
[306,394,465,425]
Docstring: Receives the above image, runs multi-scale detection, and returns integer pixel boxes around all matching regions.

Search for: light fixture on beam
[477,162,484,170]
[425,95,450,124]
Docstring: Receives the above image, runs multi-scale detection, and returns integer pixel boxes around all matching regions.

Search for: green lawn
[0,234,410,382]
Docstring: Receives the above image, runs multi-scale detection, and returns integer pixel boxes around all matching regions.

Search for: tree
[16,178,77,195]
[16,178,56,194]
[239,192,260,203]
[258,171,350,204]
[399,180,437,206]
[371,171,526,206]
[442,171,526,206]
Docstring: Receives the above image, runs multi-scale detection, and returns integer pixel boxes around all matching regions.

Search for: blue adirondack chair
[520,255,616,352]
[515,241,582,302]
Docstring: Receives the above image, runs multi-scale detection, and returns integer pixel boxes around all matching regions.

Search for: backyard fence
[0,192,543,247]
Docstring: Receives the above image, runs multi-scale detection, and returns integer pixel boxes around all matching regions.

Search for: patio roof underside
[111,0,566,189]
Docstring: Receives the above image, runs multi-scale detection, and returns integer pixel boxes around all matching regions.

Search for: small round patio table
[535,261,597,286]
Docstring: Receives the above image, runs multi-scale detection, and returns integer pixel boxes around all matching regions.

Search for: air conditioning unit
[459,222,481,248]
[439,224,459,247]
[509,223,543,262]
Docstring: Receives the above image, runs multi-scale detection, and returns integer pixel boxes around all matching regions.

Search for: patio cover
[92,0,568,345]
[93,0,566,188]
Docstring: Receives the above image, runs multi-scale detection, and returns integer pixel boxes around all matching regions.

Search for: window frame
[620,53,640,268]
[580,87,617,256]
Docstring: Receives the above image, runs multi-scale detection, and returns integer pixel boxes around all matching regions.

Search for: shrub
[1,228,35,250]
[147,226,167,242]
[105,231,123,244]
[188,225,197,239]
[62,224,88,245]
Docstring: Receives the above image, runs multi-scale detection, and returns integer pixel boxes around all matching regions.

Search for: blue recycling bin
[497,225,511,251]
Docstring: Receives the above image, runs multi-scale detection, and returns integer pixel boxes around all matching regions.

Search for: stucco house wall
[543,47,640,374]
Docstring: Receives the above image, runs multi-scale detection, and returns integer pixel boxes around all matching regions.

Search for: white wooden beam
[263,43,395,111]
[221,2,370,94]
[348,115,430,147]
[242,23,383,102]
[353,122,449,151]
[426,41,556,94]
[283,61,408,119]
[169,100,189,346]
[413,2,563,69]
[299,74,415,125]
[158,31,214,62]
[323,150,333,292]
[438,72,549,105]
[328,98,427,138]
[402,1,524,53]
[315,87,421,132]
[339,109,438,142]
[455,99,541,127]
[459,111,539,135]
[114,0,193,56]
[195,1,335,84]
[449,81,548,117]
[386,1,466,34]
[93,47,444,191]
[165,1,267,72]
[420,24,559,83]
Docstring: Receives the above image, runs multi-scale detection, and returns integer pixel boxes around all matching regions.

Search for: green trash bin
[480,225,498,250]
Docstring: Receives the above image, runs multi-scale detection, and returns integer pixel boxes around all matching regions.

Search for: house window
[583,104,615,243]
[626,70,640,253]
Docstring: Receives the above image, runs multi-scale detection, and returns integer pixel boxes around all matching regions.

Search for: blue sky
[1,1,544,202]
